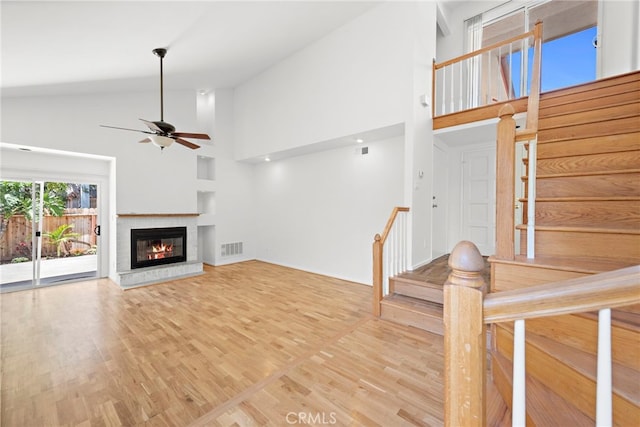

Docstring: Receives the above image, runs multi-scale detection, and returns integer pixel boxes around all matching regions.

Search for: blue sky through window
[506,26,597,97]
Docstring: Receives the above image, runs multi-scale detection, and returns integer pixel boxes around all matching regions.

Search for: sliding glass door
[0,179,100,292]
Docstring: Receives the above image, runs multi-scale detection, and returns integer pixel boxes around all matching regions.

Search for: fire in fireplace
[131,227,186,269]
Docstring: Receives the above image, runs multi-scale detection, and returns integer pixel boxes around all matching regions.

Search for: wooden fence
[0,210,97,262]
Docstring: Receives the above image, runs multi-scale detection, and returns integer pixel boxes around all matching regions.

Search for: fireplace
[131,227,187,269]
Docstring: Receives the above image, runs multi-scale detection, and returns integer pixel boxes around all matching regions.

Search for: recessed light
[356,138,364,143]
[265,156,271,162]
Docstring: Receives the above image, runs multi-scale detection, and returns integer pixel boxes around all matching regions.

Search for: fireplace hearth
[131,227,187,269]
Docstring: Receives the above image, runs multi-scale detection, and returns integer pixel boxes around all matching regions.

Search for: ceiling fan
[100,48,210,150]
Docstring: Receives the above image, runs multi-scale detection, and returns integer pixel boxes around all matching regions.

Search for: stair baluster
[596,308,612,426]
[512,319,526,426]
[372,207,410,316]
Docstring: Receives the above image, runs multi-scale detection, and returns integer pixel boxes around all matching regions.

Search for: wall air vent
[221,242,243,257]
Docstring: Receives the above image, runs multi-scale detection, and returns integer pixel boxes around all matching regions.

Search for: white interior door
[432,143,449,258]
[461,147,496,255]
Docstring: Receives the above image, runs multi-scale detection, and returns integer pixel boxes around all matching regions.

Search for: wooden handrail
[444,241,639,426]
[372,206,410,316]
[378,206,410,245]
[434,28,536,70]
[484,264,640,323]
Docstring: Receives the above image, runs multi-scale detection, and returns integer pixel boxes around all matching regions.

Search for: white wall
[598,0,640,77]
[254,136,404,285]
[210,89,256,265]
[1,90,200,214]
[435,1,504,62]
[233,2,412,161]
[1,89,202,280]
[232,1,438,276]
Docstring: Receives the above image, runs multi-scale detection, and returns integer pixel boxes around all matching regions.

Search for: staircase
[374,71,640,425]
[379,259,446,335]
[489,70,640,425]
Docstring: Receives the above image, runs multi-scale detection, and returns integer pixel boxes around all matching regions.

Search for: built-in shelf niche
[197,191,215,215]
[198,225,216,265]
[197,156,216,181]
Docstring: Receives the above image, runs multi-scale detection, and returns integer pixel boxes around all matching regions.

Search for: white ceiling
[1,1,379,97]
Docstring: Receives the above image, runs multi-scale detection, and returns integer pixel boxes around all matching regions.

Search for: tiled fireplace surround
[115,214,203,288]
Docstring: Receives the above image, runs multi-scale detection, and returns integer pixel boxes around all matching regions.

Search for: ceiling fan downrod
[153,48,167,122]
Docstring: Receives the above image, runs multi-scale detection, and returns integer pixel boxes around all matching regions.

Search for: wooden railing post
[495,104,516,260]
[372,233,383,316]
[525,21,543,131]
[444,240,488,427]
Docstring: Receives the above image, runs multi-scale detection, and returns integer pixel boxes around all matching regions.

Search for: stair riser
[391,281,443,304]
[522,200,640,229]
[537,116,640,143]
[540,72,640,105]
[539,102,640,129]
[540,86,640,116]
[491,352,591,426]
[380,303,443,335]
[495,327,639,426]
[491,262,587,292]
[524,315,640,371]
[536,151,640,175]
[536,132,640,159]
[534,173,640,198]
[520,230,640,261]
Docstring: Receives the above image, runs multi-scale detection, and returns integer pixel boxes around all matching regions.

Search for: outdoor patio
[0,255,97,291]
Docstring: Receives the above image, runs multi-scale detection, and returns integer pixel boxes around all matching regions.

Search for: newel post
[372,234,383,317]
[496,104,516,260]
[444,241,488,427]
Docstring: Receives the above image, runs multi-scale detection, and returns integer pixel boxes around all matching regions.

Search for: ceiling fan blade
[100,124,154,134]
[172,132,211,140]
[139,118,163,133]
[174,137,200,150]
[139,138,151,143]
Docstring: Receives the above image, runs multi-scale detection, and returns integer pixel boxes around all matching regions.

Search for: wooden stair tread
[534,132,640,158]
[391,274,444,290]
[514,328,640,405]
[489,255,638,275]
[537,116,640,144]
[526,196,640,202]
[486,366,511,427]
[381,294,443,315]
[515,224,640,234]
[380,294,443,335]
[539,70,640,102]
[491,350,594,426]
[579,309,640,331]
[539,88,640,118]
[538,101,640,129]
[529,168,640,180]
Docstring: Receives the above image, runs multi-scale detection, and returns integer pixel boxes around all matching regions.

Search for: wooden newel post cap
[447,241,486,290]
[498,103,515,118]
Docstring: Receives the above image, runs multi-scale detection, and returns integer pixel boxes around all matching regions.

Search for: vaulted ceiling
[1,1,378,97]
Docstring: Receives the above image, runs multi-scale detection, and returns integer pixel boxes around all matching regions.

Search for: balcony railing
[432,22,543,123]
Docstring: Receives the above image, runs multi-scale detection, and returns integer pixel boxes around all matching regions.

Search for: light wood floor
[1,261,445,426]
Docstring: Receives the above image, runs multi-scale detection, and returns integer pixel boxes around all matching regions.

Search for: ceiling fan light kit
[100,47,210,150]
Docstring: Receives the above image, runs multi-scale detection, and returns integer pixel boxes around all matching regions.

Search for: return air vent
[221,242,243,257]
